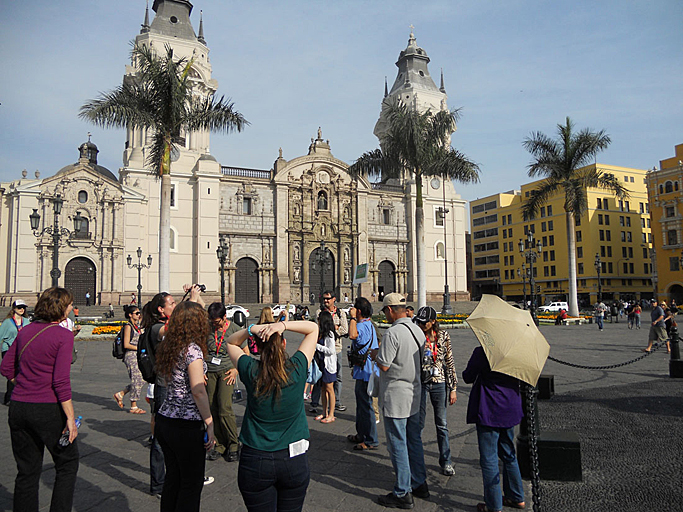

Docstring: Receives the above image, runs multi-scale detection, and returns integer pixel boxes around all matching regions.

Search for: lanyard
[14,318,23,332]
[214,326,227,353]
[131,323,141,334]
[425,334,437,363]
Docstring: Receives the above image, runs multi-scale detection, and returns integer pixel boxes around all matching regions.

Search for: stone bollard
[670,327,683,378]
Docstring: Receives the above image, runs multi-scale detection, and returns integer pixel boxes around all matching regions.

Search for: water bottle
[59,415,82,447]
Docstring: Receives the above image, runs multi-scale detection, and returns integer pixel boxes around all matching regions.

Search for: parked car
[271,304,296,318]
[225,304,250,319]
[538,302,569,313]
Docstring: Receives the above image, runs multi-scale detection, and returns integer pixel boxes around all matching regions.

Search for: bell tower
[122,0,218,171]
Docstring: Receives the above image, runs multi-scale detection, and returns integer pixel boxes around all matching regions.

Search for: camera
[196,284,206,292]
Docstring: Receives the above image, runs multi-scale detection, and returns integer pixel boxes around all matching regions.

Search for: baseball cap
[13,299,27,308]
[413,306,437,324]
[382,293,407,308]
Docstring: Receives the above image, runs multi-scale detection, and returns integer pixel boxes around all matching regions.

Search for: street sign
[353,263,369,285]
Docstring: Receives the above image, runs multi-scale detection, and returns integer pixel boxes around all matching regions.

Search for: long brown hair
[258,307,275,324]
[156,301,209,379]
[33,287,74,323]
[252,331,292,400]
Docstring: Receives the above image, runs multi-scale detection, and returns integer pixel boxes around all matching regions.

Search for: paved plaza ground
[0,307,681,511]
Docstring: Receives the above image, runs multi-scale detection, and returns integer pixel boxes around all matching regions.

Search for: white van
[538,302,569,313]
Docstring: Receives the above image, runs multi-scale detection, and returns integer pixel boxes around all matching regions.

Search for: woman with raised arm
[226,319,319,512]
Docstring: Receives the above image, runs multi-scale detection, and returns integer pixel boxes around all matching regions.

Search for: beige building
[0,0,469,305]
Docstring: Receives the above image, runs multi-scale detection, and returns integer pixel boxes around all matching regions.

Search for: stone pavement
[0,317,681,512]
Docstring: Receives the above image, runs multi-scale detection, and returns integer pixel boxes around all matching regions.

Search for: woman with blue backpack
[113,305,146,414]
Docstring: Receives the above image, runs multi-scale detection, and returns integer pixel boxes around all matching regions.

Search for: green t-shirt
[237,350,309,452]
[206,321,243,373]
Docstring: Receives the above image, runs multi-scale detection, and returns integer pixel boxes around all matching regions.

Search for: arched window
[75,217,90,239]
[676,182,680,191]
[170,226,178,251]
[435,241,445,260]
[78,190,88,203]
[659,185,664,194]
[665,181,674,193]
[317,191,328,211]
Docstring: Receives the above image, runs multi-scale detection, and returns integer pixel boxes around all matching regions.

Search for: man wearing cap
[374,293,428,508]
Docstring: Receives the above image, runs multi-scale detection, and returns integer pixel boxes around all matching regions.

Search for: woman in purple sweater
[0,287,79,512]
[462,346,525,512]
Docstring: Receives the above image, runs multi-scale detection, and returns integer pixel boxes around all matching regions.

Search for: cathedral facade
[0,0,469,305]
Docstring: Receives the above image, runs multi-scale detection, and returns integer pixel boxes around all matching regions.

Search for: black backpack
[136,325,157,383]
[112,324,127,360]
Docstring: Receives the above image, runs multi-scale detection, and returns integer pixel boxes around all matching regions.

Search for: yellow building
[646,143,683,304]
[471,163,653,307]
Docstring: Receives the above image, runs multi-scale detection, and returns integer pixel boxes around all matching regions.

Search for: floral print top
[158,343,207,421]
[422,329,458,390]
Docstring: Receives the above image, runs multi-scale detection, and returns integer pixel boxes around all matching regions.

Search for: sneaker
[226,450,240,462]
[412,482,430,499]
[206,449,222,461]
[377,492,414,509]
[203,476,214,486]
[335,403,347,412]
[442,463,455,476]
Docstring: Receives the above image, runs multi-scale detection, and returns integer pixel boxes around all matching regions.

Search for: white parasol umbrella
[467,294,550,387]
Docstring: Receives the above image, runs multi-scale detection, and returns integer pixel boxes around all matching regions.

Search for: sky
[1,0,681,203]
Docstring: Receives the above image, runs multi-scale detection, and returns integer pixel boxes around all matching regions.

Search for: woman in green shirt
[226,319,318,512]
[1,300,30,405]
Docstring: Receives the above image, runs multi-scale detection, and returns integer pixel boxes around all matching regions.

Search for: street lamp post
[127,247,153,307]
[437,202,452,314]
[518,263,528,309]
[594,253,602,303]
[216,237,229,305]
[519,232,543,325]
[30,195,83,287]
[317,240,328,304]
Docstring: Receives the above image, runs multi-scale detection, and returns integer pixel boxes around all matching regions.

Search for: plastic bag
[367,363,380,398]
[307,360,322,384]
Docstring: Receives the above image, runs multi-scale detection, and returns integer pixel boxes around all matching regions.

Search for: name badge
[289,439,309,458]
[432,367,441,377]
[211,357,222,365]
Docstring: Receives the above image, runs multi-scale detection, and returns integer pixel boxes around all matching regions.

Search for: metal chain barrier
[547,341,664,370]
[524,384,543,512]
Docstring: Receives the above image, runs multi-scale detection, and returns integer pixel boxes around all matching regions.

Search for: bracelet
[247,323,254,336]
[350,317,357,322]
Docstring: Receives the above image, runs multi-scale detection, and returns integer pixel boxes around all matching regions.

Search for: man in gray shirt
[374,293,428,508]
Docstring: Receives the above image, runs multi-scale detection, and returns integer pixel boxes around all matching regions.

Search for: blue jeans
[354,379,378,446]
[476,425,524,512]
[595,315,604,329]
[238,445,310,512]
[383,413,427,498]
[419,381,451,467]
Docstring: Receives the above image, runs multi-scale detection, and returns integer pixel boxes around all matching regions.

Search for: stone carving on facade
[344,268,350,283]
[344,245,350,264]
[293,243,300,262]
[293,266,301,283]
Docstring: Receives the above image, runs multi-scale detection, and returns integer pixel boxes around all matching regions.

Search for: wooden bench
[561,317,588,326]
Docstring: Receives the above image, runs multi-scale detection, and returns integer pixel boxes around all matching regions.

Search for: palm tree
[522,116,628,317]
[349,100,480,307]
[80,44,247,292]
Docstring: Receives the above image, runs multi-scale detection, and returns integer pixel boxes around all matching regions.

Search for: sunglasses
[15,306,26,310]
[323,297,332,301]
[132,312,141,315]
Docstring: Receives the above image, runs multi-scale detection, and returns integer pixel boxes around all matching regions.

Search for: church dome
[56,139,118,182]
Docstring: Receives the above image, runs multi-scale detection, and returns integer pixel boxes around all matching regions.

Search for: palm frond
[347,149,398,182]
[185,95,249,133]
[522,178,561,219]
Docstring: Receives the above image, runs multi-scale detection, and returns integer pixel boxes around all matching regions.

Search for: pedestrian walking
[594,301,606,331]
[225,319,319,512]
[85,291,91,307]
[413,306,458,476]
[374,293,429,508]
[155,301,214,512]
[113,305,146,414]
[0,287,80,512]
[347,297,380,451]
[462,345,525,512]
[643,299,668,353]
[0,299,30,405]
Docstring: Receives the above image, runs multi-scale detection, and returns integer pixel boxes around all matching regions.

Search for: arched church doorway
[378,260,396,300]
[669,284,683,306]
[309,247,335,302]
[235,258,259,304]
[65,257,96,306]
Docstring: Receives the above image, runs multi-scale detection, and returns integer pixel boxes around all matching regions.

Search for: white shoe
[204,476,214,486]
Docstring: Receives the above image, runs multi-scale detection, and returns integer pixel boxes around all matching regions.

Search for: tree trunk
[565,211,579,316]
[415,174,426,308]
[159,172,171,293]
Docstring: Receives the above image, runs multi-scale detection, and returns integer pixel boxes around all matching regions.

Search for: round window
[418,70,424,77]
[170,16,178,23]
[78,191,88,203]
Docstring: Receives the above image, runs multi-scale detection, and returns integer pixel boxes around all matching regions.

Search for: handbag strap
[400,323,424,360]
[15,323,59,370]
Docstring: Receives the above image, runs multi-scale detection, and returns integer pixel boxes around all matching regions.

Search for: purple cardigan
[462,346,523,429]
[0,322,73,403]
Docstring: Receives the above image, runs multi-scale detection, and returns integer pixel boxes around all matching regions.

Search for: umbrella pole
[523,383,543,511]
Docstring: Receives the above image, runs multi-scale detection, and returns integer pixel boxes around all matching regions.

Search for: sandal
[320,416,336,423]
[129,407,146,414]
[113,392,124,409]
[347,434,364,443]
[353,442,377,451]
[314,415,324,421]
[502,497,525,509]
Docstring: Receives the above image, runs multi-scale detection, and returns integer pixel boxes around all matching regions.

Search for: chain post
[524,384,542,512]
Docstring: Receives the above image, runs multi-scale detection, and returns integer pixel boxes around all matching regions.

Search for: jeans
[238,445,310,512]
[476,425,524,512]
[419,381,451,467]
[150,383,167,494]
[206,371,238,454]
[383,413,427,498]
[155,414,206,512]
[595,315,604,329]
[354,379,378,446]
[8,401,79,512]
[310,381,321,407]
